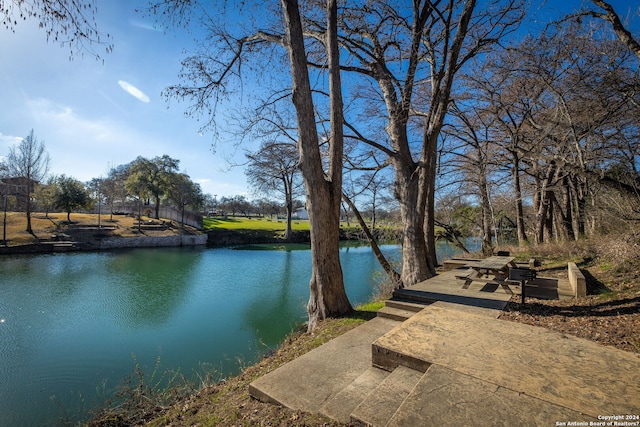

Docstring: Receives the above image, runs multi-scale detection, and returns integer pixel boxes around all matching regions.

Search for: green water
[0,240,474,426]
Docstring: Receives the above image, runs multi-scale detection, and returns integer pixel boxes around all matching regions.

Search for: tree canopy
[54,174,91,222]
[125,155,180,219]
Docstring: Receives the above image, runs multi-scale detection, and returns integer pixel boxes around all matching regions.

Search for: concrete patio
[249,268,640,426]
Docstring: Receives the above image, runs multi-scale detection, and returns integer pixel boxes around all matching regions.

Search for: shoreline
[0,225,392,255]
[0,233,209,255]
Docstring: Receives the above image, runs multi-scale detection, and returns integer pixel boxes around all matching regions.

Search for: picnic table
[457,256,519,295]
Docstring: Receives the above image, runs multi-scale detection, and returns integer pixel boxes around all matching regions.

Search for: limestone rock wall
[97,234,207,249]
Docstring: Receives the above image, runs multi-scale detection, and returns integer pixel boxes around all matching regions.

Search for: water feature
[0,239,475,426]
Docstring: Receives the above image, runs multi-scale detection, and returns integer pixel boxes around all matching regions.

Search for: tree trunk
[479,169,493,256]
[154,196,160,219]
[544,190,554,242]
[25,180,33,234]
[25,210,33,234]
[284,176,293,241]
[535,162,557,244]
[561,177,576,241]
[512,152,528,246]
[421,0,477,273]
[281,0,352,331]
[570,177,587,238]
[423,136,438,273]
[284,198,293,241]
[535,192,547,244]
[394,162,430,287]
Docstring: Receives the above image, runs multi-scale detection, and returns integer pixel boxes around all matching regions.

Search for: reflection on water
[105,249,200,328]
[0,240,473,426]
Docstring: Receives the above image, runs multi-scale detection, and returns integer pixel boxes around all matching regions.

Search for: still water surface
[0,241,471,426]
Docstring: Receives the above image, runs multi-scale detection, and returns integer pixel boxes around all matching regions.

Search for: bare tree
[459,46,549,247]
[246,141,301,240]
[316,0,525,286]
[521,22,639,241]
[1,0,112,58]
[154,0,353,329]
[3,129,50,234]
[445,102,500,256]
[586,0,640,62]
[166,172,204,229]
[456,18,640,244]
[353,171,392,231]
[284,0,352,328]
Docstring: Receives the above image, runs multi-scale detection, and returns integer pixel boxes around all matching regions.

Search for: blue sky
[1,0,638,200]
[0,0,253,198]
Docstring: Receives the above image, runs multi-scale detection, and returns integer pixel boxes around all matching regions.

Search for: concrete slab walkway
[249,269,640,426]
[248,316,399,415]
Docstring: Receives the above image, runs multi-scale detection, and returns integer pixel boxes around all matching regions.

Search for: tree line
[0,131,320,232]
[0,138,205,231]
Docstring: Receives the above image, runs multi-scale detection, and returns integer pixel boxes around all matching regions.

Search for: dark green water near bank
[0,241,475,426]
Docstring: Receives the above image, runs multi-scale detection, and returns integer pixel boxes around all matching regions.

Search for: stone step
[319,367,389,423]
[387,365,597,426]
[392,287,509,316]
[372,304,640,418]
[384,298,429,312]
[376,306,419,322]
[249,317,399,413]
[391,288,438,305]
[350,365,423,427]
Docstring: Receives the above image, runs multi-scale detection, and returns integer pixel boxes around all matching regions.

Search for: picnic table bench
[456,256,519,295]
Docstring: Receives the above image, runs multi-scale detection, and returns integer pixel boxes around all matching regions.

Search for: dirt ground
[499,261,640,354]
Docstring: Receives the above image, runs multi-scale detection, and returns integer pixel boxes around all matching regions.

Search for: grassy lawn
[203,216,311,231]
[203,216,393,237]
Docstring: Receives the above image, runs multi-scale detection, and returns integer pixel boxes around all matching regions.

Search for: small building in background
[295,207,308,220]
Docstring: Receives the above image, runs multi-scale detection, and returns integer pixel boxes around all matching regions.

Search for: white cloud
[0,134,23,169]
[0,133,23,148]
[117,80,151,103]
[21,98,155,180]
